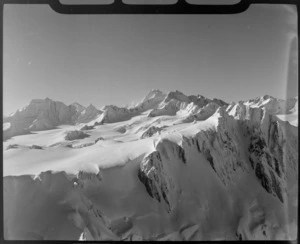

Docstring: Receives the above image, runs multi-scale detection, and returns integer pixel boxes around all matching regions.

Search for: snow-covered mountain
[3,90,228,140]
[3,90,298,240]
[3,98,102,140]
[3,98,76,140]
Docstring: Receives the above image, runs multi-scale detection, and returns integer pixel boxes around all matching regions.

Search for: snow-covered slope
[276,96,298,127]
[3,91,298,241]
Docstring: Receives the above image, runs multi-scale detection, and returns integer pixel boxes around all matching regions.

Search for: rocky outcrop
[187,109,249,185]
[95,137,104,143]
[30,145,43,150]
[224,96,298,204]
[140,101,296,209]
[80,125,95,131]
[248,130,288,203]
[155,139,187,165]
[235,111,295,203]
[65,130,90,141]
[140,126,162,139]
[137,151,172,212]
[137,138,189,213]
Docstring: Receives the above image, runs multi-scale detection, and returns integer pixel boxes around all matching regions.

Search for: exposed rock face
[137,151,173,212]
[30,145,43,150]
[137,113,252,214]
[246,112,297,203]
[140,126,162,139]
[229,101,297,204]
[95,137,104,143]
[137,138,189,213]
[138,103,297,208]
[80,125,95,131]
[155,138,187,165]
[183,108,249,186]
[65,130,90,141]
[72,142,95,149]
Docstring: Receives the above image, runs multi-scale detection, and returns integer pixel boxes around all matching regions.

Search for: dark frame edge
[0,0,299,243]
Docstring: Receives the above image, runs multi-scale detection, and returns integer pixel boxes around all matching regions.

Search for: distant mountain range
[3,90,298,140]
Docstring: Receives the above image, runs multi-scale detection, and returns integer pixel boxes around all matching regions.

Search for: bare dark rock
[80,125,95,131]
[30,145,43,150]
[177,146,187,164]
[141,126,162,139]
[65,130,89,141]
[137,151,173,212]
[95,137,104,143]
[255,162,272,194]
[269,170,284,203]
[249,156,255,169]
[195,139,201,152]
[203,149,216,172]
[137,168,161,202]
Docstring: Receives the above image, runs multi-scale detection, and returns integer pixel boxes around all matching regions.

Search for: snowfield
[3,90,298,240]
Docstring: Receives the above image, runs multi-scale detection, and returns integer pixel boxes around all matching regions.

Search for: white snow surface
[3,91,298,241]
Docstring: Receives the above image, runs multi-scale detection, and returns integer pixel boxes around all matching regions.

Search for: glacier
[3,90,298,240]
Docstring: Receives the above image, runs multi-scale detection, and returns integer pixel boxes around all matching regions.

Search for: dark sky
[3,4,298,115]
